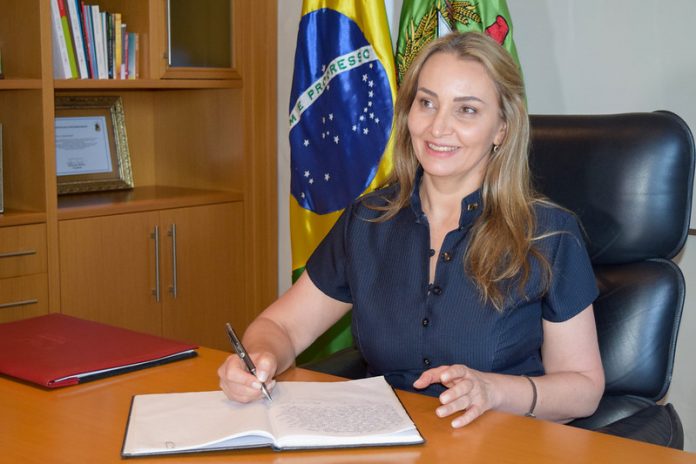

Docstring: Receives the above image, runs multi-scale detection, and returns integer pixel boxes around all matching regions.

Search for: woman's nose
[430,109,453,137]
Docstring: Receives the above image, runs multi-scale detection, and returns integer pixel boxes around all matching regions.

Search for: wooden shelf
[57,186,243,220]
[0,209,46,227]
[0,79,43,90]
[54,79,242,90]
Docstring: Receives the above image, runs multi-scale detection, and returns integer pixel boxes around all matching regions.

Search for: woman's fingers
[217,353,277,403]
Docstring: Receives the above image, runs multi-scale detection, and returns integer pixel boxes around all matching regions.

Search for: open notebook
[121,376,424,456]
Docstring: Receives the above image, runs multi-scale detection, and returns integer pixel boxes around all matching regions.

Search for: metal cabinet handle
[168,224,178,298]
[151,226,161,302]
[0,299,39,309]
[0,250,37,259]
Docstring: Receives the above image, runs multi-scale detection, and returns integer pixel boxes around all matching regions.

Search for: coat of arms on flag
[396,0,519,83]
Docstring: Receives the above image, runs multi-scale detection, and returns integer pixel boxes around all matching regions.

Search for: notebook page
[122,390,273,455]
[269,376,422,448]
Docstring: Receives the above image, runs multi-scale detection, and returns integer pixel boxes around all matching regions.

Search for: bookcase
[0,0,277,351]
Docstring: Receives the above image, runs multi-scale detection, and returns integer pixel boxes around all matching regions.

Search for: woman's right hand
[217,351,278,403]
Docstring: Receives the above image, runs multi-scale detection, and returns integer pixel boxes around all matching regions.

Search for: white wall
[277,0,696,450]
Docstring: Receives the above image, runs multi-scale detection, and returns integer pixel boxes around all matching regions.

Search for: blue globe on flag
[289,8,394,215]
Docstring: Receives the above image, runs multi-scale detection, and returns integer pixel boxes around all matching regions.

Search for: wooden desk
[1,347,694,463]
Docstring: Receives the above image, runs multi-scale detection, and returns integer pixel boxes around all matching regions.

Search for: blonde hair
[372,32,549,310]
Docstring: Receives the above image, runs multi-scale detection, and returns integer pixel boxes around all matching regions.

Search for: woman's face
[407,52,506,189]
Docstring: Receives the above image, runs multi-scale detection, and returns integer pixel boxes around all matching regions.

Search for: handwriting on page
[274,400,406,435]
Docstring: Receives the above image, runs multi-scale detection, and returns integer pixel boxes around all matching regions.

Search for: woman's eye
[419,98,434,109]
[458,106,476,115]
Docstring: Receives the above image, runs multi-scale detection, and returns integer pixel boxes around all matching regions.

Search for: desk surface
[1,347,694,463]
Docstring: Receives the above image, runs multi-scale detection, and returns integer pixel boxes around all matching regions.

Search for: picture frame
[54,96,134,194]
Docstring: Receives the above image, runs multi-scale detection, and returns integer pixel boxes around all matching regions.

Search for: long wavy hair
[372,32,550,310]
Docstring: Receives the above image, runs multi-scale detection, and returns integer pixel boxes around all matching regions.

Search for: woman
[219,32,604,428]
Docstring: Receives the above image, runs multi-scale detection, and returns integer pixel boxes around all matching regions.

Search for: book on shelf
[65,0,89,78]
[106,12,114,78]
[80,1,96,78]
[90,5,107,79]
[50,0,73,78]
[0,314,198,388]
[127,31,139,79]
[121,376,424,457]
[57,0,79,78]
[120,23,128,79]
[49,2,140,80]
[114,13,122,79]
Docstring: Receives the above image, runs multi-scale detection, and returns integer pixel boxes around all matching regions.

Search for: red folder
[0,314,198,388]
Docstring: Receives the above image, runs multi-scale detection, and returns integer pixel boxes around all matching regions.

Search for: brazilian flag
[288,0,397,363]
[396,0,520,83]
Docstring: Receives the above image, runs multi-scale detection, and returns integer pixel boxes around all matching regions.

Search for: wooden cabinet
[59,201,245,350]
[0,223,49,323]
[0,0,277,345]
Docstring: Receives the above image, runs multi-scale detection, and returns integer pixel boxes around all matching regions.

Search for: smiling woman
[219,31,604,431]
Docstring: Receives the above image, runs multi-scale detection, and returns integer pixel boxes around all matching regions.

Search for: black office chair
[303,111,695,449]
[528,111,694,449]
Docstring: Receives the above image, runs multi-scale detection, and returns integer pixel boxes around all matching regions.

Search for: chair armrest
[299,347,367,379]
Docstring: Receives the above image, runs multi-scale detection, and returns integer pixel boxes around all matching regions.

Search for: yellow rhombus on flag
[288,0,397,363]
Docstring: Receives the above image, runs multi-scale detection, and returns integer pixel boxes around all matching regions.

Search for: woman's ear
[494,121,507,147]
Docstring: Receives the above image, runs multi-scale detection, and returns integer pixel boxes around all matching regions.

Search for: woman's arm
[414,305,604,427]
[534,303,605,421]
[218,272,352,402]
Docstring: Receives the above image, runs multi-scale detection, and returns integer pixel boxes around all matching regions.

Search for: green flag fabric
[396,0,520,83]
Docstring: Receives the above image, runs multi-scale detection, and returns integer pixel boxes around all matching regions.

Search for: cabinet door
[159,202,245,350]
[59,211,162,335]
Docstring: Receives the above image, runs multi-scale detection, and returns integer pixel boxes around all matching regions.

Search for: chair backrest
[529,111,695,401]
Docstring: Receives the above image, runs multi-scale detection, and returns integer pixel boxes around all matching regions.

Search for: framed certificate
[55,96,134,194]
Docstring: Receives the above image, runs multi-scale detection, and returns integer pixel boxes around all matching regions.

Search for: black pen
[225,322,272,401]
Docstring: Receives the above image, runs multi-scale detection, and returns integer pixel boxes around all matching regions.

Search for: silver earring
[493,144,500,153]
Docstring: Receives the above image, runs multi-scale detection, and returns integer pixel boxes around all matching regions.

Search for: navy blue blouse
[306,180,598,397]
